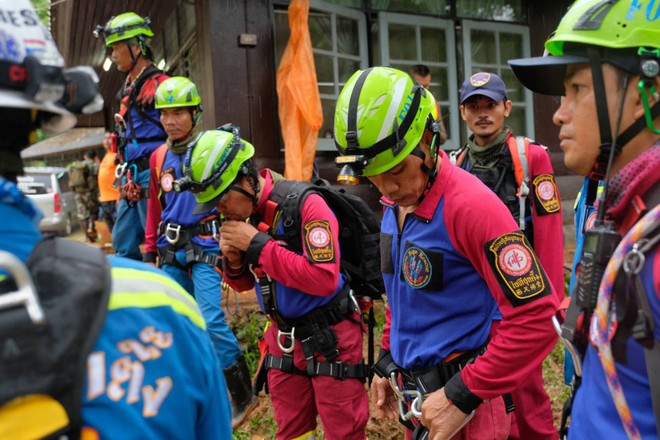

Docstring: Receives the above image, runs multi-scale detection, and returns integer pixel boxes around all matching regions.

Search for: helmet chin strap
[126,41,143,72]
[588,47,617,181]
[590,54,630,222]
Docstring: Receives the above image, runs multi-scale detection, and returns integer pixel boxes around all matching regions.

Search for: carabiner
[348,289,360,315]
[115,162,127,179]
[623,242,646,276]
[389,371,424,421]
[0,251,45,324]
[277,328,295,354]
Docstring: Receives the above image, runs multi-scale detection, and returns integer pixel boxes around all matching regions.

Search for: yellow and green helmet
[334,66,437,177]
[176,127,256,214]
[155,77,202,109]
[509,0,660,96]
[96,12,154,47]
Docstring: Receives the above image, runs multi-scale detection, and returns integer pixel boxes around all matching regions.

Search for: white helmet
[0,0,103,135]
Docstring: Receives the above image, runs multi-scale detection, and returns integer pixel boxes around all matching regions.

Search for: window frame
[461,19,534,139]
[306,0,369,151]
[377,12,459,150]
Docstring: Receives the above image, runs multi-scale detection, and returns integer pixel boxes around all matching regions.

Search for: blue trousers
[162,249,242,369]
[112,168,149,261]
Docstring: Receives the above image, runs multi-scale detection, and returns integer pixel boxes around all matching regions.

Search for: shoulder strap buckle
[164,223,182,245]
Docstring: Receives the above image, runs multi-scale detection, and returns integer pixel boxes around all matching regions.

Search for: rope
[591,205,660,440]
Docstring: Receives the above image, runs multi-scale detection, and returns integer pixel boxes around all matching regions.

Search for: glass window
[371,0,449,16]
[17,174,52,194]
[457,0,526,22]
[274,1,368,151]
[378,12,459,149]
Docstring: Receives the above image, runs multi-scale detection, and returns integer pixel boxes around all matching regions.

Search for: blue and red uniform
[144,145,242,370]
[113,68,169,261]
[381,151,559,438]
[569,144,660,439]
[224,169,369,440]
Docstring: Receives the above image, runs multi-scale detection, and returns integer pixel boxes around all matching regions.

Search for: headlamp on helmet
[94,12,154,47]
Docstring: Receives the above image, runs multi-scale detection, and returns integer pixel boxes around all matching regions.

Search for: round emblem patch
[402,246,432,288]
[161,173,174,192]
[498,244,532,277]
[470,72,491,87]
[308,226,330,247]
[537,180,555,201]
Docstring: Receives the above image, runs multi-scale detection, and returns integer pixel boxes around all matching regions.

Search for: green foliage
[543,341,571,409]
[233,409,278,439]
[230,309,268,375]
[30,0,50,28]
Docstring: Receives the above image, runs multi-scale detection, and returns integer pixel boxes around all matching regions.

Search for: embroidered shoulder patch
[485,232,551,307]
[303,220,335,263]
[532,174,560,215]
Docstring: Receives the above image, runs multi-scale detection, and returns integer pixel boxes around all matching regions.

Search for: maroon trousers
[264,315,369,440]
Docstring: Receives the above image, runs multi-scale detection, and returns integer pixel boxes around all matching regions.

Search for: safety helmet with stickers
[508,0,660,179]
[0,0,103,136]
[175,126,256,213]
[155,77,202,109]
[333,66,438,177]
[95,12,154,47]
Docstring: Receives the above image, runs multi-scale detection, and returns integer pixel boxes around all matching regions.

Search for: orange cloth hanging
[276,0,323,182]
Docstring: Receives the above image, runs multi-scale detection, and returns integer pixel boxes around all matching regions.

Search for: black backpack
[267,179,384,300]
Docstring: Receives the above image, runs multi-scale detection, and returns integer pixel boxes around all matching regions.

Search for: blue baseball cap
[460,72,508,104]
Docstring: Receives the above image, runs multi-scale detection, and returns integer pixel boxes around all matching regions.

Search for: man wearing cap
[454,72,564,440]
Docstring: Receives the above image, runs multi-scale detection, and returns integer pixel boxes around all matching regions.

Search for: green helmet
[545,0,659,56]
[178,127,255,214]
[96,12,154,47]
[155,77,202,109]
[334,66,436,176]
[509,0,660,96]
[509,0,660,179]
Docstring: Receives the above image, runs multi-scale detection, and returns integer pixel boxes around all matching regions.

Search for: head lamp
[92,25,105,40]
[335,154,368,186]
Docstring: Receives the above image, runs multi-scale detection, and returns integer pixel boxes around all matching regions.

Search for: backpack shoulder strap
[267,180,316,248]
[450,146,468,167]
[153,144,169,183]
[506,136,531,230]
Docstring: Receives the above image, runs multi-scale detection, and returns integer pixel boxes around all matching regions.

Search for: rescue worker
[70,150,101,242]
[455,71,564,440]
[334,66,559,439]
[145,77,255,428]
[98,139,120,232]
[183,127,370,440]
[94,12,169,260]
[410,64,448,145]
[0,2,231,438]
[509,0,660,438]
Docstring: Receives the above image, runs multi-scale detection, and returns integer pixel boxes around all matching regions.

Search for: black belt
[402,346,487,394]
[374,344,486,395]
[264,353,369,381]
[157,219,220,245]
